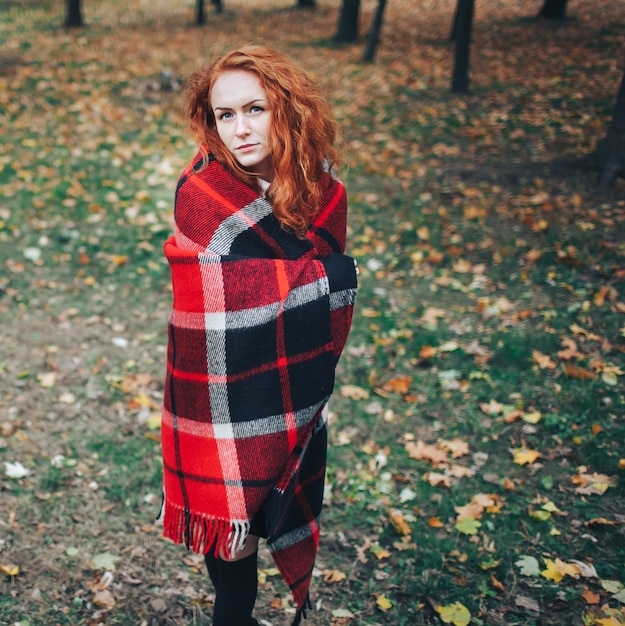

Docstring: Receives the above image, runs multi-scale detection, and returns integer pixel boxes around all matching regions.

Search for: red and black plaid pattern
[161,151,357,614]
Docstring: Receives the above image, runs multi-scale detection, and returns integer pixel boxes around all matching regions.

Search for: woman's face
[211,70,273,181]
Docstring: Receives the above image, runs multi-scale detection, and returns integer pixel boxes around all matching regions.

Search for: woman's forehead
[211,70,267,107]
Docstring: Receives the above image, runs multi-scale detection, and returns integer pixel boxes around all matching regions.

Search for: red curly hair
[185,44,342,235]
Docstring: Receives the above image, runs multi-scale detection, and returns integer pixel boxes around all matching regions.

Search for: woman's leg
[210,535,259,626]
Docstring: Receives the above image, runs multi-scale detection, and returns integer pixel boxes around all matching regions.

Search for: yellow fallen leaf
[0,563,19,577]
[513,448,541,465]
[596,618,623,626]
[541,558,581,583]
[145,412,161,430]
[436,602,471,626]
[323,569,346,583]
[375,594,392,611]
[369,543,390,560]
[522,411,542,424]
[109,255,129,267]
[455,517,481,535]
[428,516,444,528]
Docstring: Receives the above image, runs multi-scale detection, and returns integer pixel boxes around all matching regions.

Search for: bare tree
[451,0,475,93]
[362,0,387,62]
[334,0,361,43]
[578,63,625,192]
[65,0,83,27]
[538,0,568,19]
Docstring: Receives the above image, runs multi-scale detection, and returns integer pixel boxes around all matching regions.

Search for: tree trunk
[334,0,361,43]
[212,0,223,14]
[65,0,83,27]
[538,0,568,19]
[196,0,205,24]
[450,0,460,41]
[297,0,316,7]
[362,0,387,63]
[451,0,475,93]
[594,65,625,192]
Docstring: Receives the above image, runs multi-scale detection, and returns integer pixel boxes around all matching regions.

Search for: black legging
[205,549,259,626]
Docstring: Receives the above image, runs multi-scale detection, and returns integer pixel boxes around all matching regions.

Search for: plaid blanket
[161,151,357,616]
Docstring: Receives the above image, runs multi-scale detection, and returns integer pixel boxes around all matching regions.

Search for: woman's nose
[235,116,250,136]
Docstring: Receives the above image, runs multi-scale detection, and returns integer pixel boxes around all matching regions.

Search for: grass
[1,0,624,625]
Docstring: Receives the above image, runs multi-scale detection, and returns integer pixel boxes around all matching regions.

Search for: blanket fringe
[291,594,312,626]
[162,500,250,558]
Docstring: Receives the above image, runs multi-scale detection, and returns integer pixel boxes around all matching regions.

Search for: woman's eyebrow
[213,98,265,111]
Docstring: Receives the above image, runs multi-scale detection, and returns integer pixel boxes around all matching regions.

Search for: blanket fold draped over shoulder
[161,151,357,615]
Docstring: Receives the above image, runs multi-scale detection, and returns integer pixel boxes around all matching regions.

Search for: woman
[160,45,357,626]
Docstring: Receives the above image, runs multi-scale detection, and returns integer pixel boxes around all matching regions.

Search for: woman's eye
[217,112,232,121]
[250,106,264,114]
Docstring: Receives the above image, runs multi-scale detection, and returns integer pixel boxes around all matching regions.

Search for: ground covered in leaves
[1,0,624,625]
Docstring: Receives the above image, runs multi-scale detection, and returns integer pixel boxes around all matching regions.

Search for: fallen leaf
[405,440,448,467]
[323,569,346,583]
[455,518,481,535]
[383,376,413,394]
[37,372,57,388]
[340,384,370,400]
[516,555,540,577]
[425,472,453,487]
[582,588,601,604]
[533,350,556,369]
[541,558,581,583]
[369,543,390,560]
[600,580,624,594]
[571,471,617,495]
[90,552,121,571]
[436,602,471,626]
[93,589,116,609]
[480,399,504,415]
[4,461,30,479]
[419,345,437,359]
[375,594,392,611]
[564,364,598,380]
[514,594,540,613]
[387,509,411,536]
[512,448,541,466]
[0,563,19,577]
[421,307,446,326]
[596,618,623,626]
[490,574,505,591]
[522,411,542,424]
[439,438,470,458]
